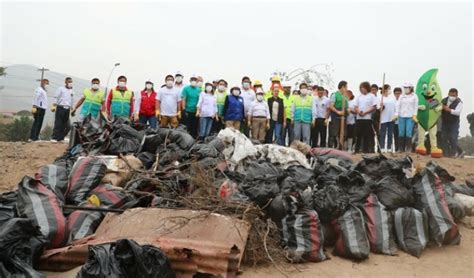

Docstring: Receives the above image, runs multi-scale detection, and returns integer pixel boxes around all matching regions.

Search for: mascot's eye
[422,84,428,91]
[431,85,436,92]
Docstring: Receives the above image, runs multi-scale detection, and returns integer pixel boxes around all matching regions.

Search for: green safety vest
[332,91,348,111]
[81,89,104,118]
[294,95,313,123]
[265,89,285,100]
[216,91,228,116]
[111,89,132,117]
[282,94,294,120]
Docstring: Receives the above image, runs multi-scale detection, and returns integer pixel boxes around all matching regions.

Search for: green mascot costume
[415,68,443,158]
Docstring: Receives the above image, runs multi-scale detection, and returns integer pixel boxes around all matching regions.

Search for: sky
[0,0,473,135]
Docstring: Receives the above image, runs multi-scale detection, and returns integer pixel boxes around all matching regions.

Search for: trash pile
[1,117,474,277]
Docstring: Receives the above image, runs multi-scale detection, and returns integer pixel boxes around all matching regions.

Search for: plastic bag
[336,170,371,204]
[281,209,327,263]
[169,129,195,150]
[373,176,415,210]
[77,239,175,278]
[0,218,45,278]
[90,184,134,209]
[17,176,69,248]
[36,164,69,203]
[454,193,474,216]
[332,205,370,260]
[136,152,156,169]
[393,207,428,257]
[240,179,280,207]
[242,160,282,180]
[188,143,220,158]
[108,124,144,155]
[67,157,107,205]
[312,182,350,224]
[67,206,104,241]
[363,194,397,255]
[0,191,18,226]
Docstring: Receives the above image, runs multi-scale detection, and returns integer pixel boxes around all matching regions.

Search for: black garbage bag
[157,143,188,165]
[281,209,327,263]
[36,164,69,203]
[141,132,166,154]
[313,182,350,224]
[426,161,455,183]
[354,154,413,185]
[0,218,45,278]
[188,143,220,158]
[77,239,175,278]
[285,165,316,189]
[373,176,415,210]
[393,207,428,257]
[17,176,69,248]
[242,160,282,180]
[332,205,370,260]
[363,194,397,255]
[0,191,18,226]
[445,195,465,221]
[314,163,347,187]
[90,184,135,209]
[450,180,474,197]
[169,129,194,150]
[108,124,144,155]
[413,169,461,245]
[67,157,107,205]
[137,152,156,169]
[336,170,371,204]
[67,205,104,241]
[240,179,280,207]
[206,137,226,152]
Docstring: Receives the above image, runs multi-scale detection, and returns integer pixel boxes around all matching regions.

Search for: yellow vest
[111,89,132,117]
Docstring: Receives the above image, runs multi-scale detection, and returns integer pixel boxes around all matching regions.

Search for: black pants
[328,117,341,149]
[394,124,400,151]
[354,119,374,153]
[184,110,199,138]
[312,118,327,147]
[52,106,70,141]
[283,118,294,146]
[30,108,45,141]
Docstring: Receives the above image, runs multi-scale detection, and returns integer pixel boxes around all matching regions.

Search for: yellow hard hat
[254,80,262,86]
[271,76,281,82]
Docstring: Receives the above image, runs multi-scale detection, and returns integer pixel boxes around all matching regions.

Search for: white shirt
[447,98,463,116]
[32,86,48,109]
[355,93,377,120]
[157,87,181,116]
[312,96,329,119]
[378,94,397,124]
[347,99,356,125]
[196,92,218,117]
[241,88,256,114]
[54,86,74,107]
[396,93,418,118]
[248,100,270,119]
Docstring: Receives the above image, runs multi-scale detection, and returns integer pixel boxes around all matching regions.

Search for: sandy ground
[1,141,473,278]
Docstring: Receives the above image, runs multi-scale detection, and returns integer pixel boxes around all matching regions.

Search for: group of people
[29,72,465,158]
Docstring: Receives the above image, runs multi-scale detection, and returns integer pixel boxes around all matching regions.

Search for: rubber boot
[406,137,412,153]
[347,138,353,153]
[398,137,405,153]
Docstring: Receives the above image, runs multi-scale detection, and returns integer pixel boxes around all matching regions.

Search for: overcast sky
[1,1,472,135]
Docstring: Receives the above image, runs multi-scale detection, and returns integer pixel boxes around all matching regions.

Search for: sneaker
[50,139,58,143]
[457,151,466,159]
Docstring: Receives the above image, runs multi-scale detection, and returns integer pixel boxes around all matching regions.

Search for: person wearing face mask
[248,90,270,143]
[174,71,185,93]
[378,84,397,153]
[133,80,158,129]
[393,82,418,152]
[281,82,294,146]
[345,90,356,152]
[311,86,330,148]
[240,76,255,137]
[71,78,104,123]
[266,86,286,145]
[29,79,49,142]
[196,83,218,141]
[157,75,182,128]
[392,87,402,151]
[213,79,228,133]
[223,87,245,129]
[51,77,75,142]
[441,88,463,157]
[291,83,313,145]
[328,81,349,149]
[265,76,285,99]
[181,75,201,137]
[354,81,377,153]
[106,75,135,121]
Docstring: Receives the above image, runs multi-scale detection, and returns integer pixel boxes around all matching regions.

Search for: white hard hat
[175,71,183,77]
[403,82,414,88]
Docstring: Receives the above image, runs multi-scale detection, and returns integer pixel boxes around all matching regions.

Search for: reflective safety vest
[81,89,104,118]
[265,89,285,100]
[216,91,228,116]
[282,94,294,120]
[294,95,313,124]
[111,89,132,117]
[332,91,348,111]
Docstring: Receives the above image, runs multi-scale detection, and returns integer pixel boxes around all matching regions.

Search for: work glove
[391,115,398,122]
[196,111,200,117]
[418,105,426,111]
[51,104,57,113]
[31,106,37,114]
[324,118,329,126]
[283,121,287,129]
[214,114,219,121]
[266,122,270,130]
[155,110,160,117]
[133,113,139,121]
[71,109,76,117]
[412,115,418,124]
[435,105,442,113]
[177,111,182,120]
[312,119,316,128]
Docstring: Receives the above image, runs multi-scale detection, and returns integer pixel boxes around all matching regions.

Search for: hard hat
[175,71,183,77]
[271,75,281,82]
[403,82,413,88]
[253,80,262,86]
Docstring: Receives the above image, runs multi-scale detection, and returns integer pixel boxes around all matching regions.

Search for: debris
[394,207,428,257]
[67,157,107,205]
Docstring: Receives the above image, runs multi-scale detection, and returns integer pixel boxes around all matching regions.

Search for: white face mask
[448,96,456,102]
[166,80,174,88]
[44,84,49,90]
[91,84,100,90]
[67,82,73,88]
[300,89,308,95]
[118,81,126,88]
[242,82,250,89]
[256,95,264,101]
[205,86,213,93]
[190,81,197,87]
[218,85,226,92]
[232,90,240,96]
[145,84,153,90]
[175,76,183,83]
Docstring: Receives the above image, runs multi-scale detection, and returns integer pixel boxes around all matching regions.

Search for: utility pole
[36,67,49,82]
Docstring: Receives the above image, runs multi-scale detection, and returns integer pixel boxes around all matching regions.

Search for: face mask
[197,81,203,88]
[300,89,307,95]
[118,81,126,88]
[256,95,263,101]
[403,88,410,94]
[91,84,100,90]
[218,85,226,92]
[190,81,197,87]
[146,84,153,90]
[44,84,49,90]
[242,82,250,89]
[67,82,73,88]
[166,80,174,88]
[448,96,456,102]
[232,90,240,96]
[175,76,183,83]
[205,86,213,93]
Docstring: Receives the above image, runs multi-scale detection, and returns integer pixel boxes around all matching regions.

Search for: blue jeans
[272,121,284,145]
[139,115,157,129]
[380,122,394,149]
[199,117,213,139]
[398,117,414,137]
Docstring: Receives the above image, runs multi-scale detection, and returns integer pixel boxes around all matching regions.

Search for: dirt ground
[1,141,473,278]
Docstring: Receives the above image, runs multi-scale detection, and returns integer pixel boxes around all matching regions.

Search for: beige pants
[160,116,178,128]
[251,117,267,142]
[225,120,241,130]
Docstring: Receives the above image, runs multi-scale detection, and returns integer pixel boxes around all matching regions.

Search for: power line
[37,67,49,81]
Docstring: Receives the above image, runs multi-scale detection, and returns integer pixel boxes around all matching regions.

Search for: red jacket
[138,90,157,117]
